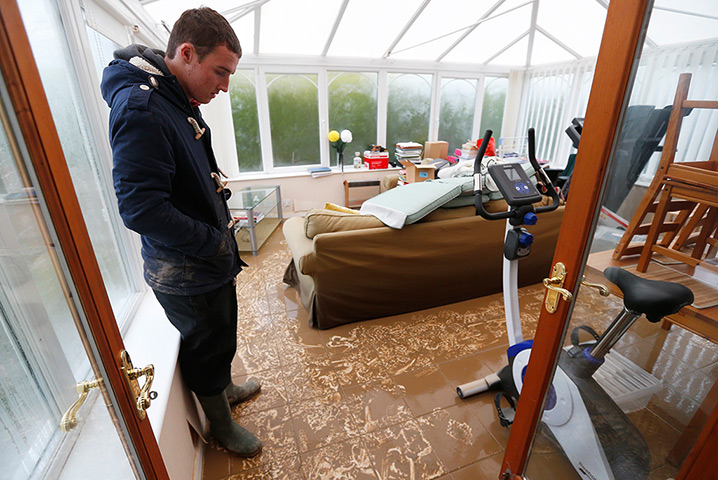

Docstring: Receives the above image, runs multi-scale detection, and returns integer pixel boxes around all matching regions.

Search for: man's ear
[178,42,195,64]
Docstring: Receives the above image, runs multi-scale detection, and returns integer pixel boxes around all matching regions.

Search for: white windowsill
[229,165,401,182]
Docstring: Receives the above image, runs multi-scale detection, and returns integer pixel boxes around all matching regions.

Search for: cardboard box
[399,159,435,183]
[424,141,448,160]
[363,151,389,170]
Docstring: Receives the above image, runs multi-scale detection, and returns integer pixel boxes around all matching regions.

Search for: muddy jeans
[153,280,237,396]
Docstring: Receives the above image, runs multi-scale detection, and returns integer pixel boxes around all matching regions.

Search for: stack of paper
[459,141,479,161]
[397,169,408,186]
[395,142,423,164]
[307,166,332,178]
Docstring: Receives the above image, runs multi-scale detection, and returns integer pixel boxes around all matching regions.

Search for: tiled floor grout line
[201,230,711,479]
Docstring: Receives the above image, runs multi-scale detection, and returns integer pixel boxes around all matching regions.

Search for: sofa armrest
[281,217,316,310]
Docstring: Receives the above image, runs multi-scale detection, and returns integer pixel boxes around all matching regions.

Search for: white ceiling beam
[239,53,513,75]
[593,0,657,47]
[382,0,433,58]
[394,0,531,57]
[525,0,539,67]
[322,0,350,56]
[221,1,266,17]
[483,29,529,65]
[228,0,272,24]
[536,25,581,59]
[592,0,608,9]
[436,0,508,62]
[254,7,261,54]
[653,6,718,21]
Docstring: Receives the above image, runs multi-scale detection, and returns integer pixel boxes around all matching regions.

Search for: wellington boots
[225,378,261,406]
[197,392,262,457]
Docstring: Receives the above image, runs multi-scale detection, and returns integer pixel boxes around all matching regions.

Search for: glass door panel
[18,0,136,322]
[521,2,718,479]
[0,72,138,478]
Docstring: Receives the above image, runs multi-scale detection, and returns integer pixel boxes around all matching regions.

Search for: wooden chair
[613,73,718,269]
[636,162,718,272]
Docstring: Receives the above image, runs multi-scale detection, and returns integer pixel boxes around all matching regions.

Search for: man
[101,8,262,457]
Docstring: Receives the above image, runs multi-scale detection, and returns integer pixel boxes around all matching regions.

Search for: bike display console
[488,162,542,206]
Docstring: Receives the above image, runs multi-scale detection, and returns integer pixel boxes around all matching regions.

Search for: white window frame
[54,0,166,330]
[228,56,507,177]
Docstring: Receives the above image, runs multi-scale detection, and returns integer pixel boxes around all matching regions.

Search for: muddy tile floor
[201,228,717,479]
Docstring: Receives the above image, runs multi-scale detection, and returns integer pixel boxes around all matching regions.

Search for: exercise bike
[456,128,694,480]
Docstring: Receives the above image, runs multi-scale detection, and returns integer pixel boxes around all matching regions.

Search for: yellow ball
[328,130,340,142]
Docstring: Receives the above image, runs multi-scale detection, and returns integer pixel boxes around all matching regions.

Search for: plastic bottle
[353,152,362,169]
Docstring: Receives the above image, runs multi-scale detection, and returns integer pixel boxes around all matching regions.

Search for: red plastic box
[363,152,389,169]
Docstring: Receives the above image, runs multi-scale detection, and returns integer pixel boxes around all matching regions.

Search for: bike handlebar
[527,128,560,215]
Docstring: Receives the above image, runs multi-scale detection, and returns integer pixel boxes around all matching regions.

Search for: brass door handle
[543,279,573,301]
[121,350,157,420]
[543,262,574,313]
[60,379,102,432]
[581,276,610,296]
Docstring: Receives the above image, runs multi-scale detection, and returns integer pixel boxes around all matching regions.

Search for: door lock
[121,350,157,420]
[543,262,573,313]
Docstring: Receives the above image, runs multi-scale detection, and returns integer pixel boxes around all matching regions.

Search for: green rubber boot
[225,378,261,406]
[197,392,262,457]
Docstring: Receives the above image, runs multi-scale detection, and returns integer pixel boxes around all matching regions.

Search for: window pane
[387,73,432,154]
[480,76,508,138]
[439,78,477,153]
[84,21,120,85]
[21,0,134,320]
[0,80,136,480]
[328,72,377,165]
[0,128,71,478]
[229,71,262,172]
[266,73,320,167]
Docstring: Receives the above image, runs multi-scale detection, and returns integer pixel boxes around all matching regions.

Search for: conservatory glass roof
[140,0,718,67]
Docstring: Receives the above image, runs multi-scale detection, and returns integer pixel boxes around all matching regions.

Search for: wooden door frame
[0,0,169,478]
[499,0,717,478]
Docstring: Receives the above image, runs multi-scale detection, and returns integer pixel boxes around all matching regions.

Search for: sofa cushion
[359,180,462,229]
[434,176,474,193]
[304,208,384,238]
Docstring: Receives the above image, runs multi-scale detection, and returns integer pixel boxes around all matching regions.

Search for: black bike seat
[603,267,694,323]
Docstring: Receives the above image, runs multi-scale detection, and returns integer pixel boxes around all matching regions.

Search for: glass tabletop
[227,186,277,210]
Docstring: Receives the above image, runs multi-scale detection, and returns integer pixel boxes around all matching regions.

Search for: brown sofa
[283,199,564,329]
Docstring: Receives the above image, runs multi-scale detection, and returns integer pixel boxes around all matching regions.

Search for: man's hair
[166,7,241,60]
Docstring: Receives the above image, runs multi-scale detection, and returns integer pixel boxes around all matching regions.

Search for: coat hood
[100,44,189,113]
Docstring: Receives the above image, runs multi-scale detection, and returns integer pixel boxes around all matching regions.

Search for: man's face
[179,43,240,104]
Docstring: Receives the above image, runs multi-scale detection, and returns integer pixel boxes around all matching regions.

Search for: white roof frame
[654,6,718,21]
[391,0,533,59]
[322,0,350,56]
[383,0,433,58]
[137,0,718,69]
[525,0,539,67]
[436,0,507,62]
[224,0,271,24]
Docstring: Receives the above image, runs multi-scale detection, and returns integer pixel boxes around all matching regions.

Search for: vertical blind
[517,39,718,173]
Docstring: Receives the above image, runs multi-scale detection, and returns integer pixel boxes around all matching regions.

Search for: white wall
[158,365,204,480]
[226,168,400,214]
